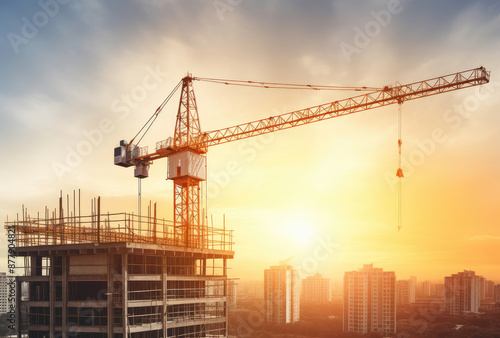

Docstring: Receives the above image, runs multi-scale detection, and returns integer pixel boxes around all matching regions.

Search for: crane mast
[114,67,490,247]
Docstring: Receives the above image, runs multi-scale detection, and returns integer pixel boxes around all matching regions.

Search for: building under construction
[5,67,490,337]
[7,194,234,338]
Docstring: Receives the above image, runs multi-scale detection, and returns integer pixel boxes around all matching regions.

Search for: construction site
[5,67,490,337]
[7,193,233,337]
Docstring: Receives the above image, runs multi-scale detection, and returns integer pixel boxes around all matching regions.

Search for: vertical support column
[223,258,228,327]
[49,256,55,337]
[122,253,128,337]
[107,253,113,337]
[62,256,68,338]
[97,196,101,244]
[162,255,168,336]
[31,256,37,277]
[185,183,190,247]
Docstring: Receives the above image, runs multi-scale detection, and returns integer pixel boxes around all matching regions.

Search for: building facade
[396,280,410,306]
[343,264,396,335]
[444,270,481,315]
[417,280,432,298]
[264,265,300,324]
[409,276,416,303]
[494,284,500,303]
[485,280,495,299]
[8,210,234,337]
[302,273,331,303]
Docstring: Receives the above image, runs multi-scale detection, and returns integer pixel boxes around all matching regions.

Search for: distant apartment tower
[0,272,7,313]
[485,280,495,299]
[239,280,264,299]
[264,265,300,323]
[418,280,432,298]
[432,283,445,298]
[479,276,486,301]
[396,277,416,305]
[226,279,237,309]
[302,273,331,303]
[494,284,500,303]
[409,276,416,303]
[396,280,410,306]
[444,270,481,315]
[343,264,396,335]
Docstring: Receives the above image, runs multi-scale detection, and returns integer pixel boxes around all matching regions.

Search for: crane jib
[196,67,489,148]
[116,66,490,168]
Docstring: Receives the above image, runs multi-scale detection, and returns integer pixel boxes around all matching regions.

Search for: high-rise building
[444,270,481,315]
[264,265,300,324]
[494,284,500,303]
[0,272,8,314]
[432,283,445,298]
[302,273,331,303]
[409,276,416,303]
[239,280,264,299]
[485,280,495,299]
[343,264,396,335]
[418,280,432,298]
[396,279,410,306]
[479,276,486,301]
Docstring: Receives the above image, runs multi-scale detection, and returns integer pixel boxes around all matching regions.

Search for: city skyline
[1,1,500,286]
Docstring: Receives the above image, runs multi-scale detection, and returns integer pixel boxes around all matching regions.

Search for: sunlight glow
[284,214,315,245]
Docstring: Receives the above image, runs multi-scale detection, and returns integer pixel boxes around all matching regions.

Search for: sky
[1,0,500,285]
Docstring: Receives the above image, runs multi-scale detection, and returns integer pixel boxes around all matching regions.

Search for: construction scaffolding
[7,193,234,338]
[7,193,232,251]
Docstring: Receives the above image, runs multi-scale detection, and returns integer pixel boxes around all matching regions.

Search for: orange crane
[114,67,490,246]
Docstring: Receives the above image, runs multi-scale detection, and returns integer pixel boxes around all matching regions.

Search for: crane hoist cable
[396,102,404,231]
[129,79,183,147]
[193,76,383,91]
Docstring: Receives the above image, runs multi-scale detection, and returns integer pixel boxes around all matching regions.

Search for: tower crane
[114,67,490,247]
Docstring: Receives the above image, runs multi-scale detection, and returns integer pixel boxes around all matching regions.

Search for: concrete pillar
[31,256,38,277]
[49,256,55,337]
[162,254,168,337]
[62,256,68,338]
[122,253,128,336]
[107,253,113,337]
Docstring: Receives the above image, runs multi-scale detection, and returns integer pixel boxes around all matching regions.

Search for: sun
[284,214,315,245]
